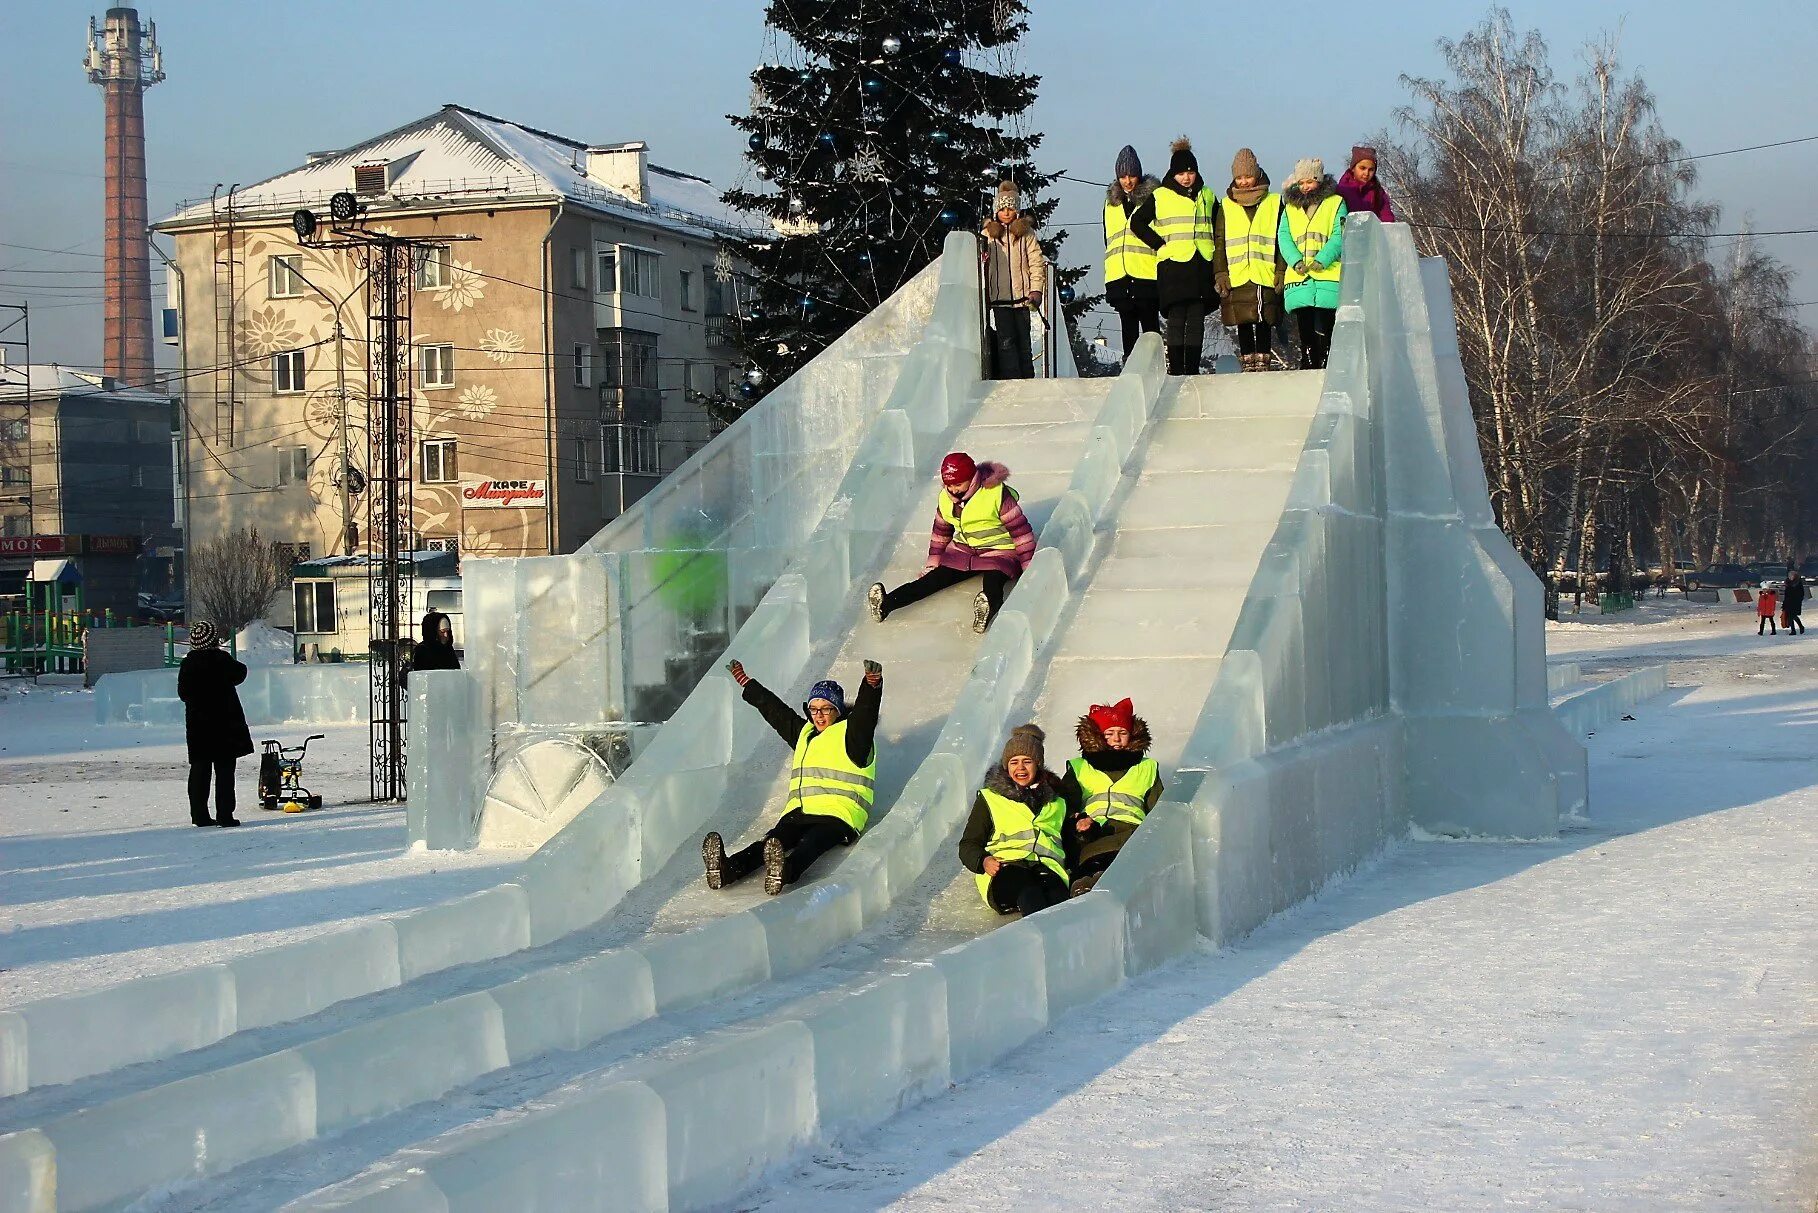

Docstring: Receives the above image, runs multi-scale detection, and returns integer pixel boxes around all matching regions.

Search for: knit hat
[805,679,846,717]
[1001,723,1046,768]
[1167,137,1199,179]
[1291,157,1325,185]
[188,620,220,649]
[1113,144,1142,179]
[939,450,977,487]
[1349,145,1378,168]
[1231,147,1261,180]
[1088,698,1136,735]
[992,180,1020,213]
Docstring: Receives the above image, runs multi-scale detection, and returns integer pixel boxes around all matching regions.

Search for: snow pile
[236,620,295,666]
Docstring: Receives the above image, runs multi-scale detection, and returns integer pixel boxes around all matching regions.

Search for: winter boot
[703,831,728,889]
[192,814,213,827]
[763,835,788,896]
[971,589,992,634]
[867,582,887,623]
[217,815,240,828]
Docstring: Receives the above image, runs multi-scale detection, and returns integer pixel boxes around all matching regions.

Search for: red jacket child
[1758,587,1780,634]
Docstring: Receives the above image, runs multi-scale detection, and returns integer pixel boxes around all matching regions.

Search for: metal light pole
[283,260,369,555]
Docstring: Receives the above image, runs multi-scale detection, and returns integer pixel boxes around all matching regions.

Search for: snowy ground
[0,678,513,1007]
[748,594,1818,1210]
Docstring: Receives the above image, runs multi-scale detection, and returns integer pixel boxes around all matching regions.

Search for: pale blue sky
[3,0,1814,369]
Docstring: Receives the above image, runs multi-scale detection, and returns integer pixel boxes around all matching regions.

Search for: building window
[1,419,25,441]
[619,248,660,297]
[269,255,303,299]
[415,246,450,290]
[602,423,659,475]
[131,466,145,488]
[293,580,337,634]
[574,434,593,482]
[276,446,310,486]
[571,246,589,291]
[1,514,28,537]
[421,438,458,484]
[0,465,27,487]
[595,246,617,295]
[273,349,307,394]
[421,343,454,389]
[679,269,696,312]
[573,343,592,388]
[424,536,459,556]
[704,269,726,317]
[600,329,659,390]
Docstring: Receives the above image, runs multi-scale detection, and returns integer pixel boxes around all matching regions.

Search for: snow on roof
[0,363,172,405]
[157,104,755,241]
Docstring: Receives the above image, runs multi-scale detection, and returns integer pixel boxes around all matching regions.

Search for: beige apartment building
[152,104,751,564]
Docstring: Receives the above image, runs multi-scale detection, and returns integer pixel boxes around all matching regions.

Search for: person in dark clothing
[704,658,884,895]
[959,724,1071,916]
[412,610,461,671]
[1058,699,1164,895]
[1103,144,1162,360]
[1783,564,1806,634]
[1149,137,1219,376]
[177,620,253,827]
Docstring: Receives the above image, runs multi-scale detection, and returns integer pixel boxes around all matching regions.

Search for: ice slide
[0,219,1589,1211]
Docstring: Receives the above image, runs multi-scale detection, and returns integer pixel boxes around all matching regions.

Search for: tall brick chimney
[85,8,164,386]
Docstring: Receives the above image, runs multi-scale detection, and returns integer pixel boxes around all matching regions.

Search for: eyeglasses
[807,704,838,717]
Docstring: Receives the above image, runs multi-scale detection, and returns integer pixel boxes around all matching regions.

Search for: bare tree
[188,528,289,640]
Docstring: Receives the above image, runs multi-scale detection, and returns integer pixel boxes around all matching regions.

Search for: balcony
[600,384,661,427]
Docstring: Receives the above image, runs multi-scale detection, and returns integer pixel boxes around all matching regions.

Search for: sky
[3,0,1815,371]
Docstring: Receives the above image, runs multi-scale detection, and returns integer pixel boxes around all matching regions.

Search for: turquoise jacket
[1278,190,1348,312]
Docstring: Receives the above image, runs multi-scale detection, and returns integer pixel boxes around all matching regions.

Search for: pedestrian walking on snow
[980,180,1046,379]
[1102,144,1162,360]
[1153,137,1220,376]
[1280,157,1348,370]
[1758,585,1780,635]
[1213,148,1287,373]
[703,659,883,895]
[960,724,1071,916]
[1783,563,1806,634]
[1335,145,1396,223]
[1059,698,1165,894]
[868,451,1035,634]
[177,620,253,828]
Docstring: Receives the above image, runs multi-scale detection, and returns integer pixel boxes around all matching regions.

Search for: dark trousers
[1296,307,1336,369]
[1790,607,1805,634]
[728,808,855,886]
[1235,321,1272,356]
[1114,301,1161,359]
[985,862,1070,916]
[188,756,237,824]
[1760,613,1779,635]
[1163,300,1206,375]
[987,305,1034,379]
[883,565,1011,622]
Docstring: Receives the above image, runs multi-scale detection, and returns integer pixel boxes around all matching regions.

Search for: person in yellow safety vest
[867,450,1036,635]
[1150,136,1220,376]
[1103,144,1161,362]
[705,658,883,895]
[1212,148,1288,374]
[959,724,1071,916]
[1278,157,1349,370]
[1059,698,1164,895]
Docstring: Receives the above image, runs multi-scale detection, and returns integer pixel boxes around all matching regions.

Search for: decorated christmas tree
[720,0,1087,405]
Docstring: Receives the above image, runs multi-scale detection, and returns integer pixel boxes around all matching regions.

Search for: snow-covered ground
[749,594,1818,1210]
[0,677,513,1008]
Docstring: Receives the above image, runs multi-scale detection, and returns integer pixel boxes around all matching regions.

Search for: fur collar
[1075,713,1153,758]
[1284,176,1338,209]
[1107,175,1159,208]
[983,216,1035,240]
[985,764,1063,807]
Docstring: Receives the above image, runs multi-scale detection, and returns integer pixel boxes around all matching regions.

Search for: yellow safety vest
[937,482,1019,552]
[1104,200,1157,283]
[786,719,875,833]
[1283,194,1344,284]
[974,786,1069,901]
[1220,194,1283,289]
[1067,756,1159,828]
[1151,185,1215,263]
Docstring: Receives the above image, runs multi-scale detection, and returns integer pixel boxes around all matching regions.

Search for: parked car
[135,592,184,623]
[1684,564,1754,591]
[1747,562,1789,585]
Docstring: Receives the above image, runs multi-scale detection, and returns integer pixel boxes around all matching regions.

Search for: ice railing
[465,232,976,744]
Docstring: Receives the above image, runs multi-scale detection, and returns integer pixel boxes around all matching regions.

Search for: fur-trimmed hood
[1284,175,1338,210]
[1076,712,1153,759]
[1107,174,1159,208]
[984,763,1064,807]
[983,216,1036,241]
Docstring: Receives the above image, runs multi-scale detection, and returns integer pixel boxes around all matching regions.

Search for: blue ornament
[797,69,814,84]
[856,250,872,266]
[800,295,816,311]
[939,208,960,227]
[1058,285,1076,305]
[748,133,764,151]
[931,130,951,146]
[863,76,884,95]
[942,47,962,66]
[816,131,837,150]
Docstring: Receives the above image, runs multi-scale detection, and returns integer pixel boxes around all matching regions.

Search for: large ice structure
[0,219,1614,1213]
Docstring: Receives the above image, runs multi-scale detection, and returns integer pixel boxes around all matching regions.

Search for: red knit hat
[939,451,977,487]
[1088,698,1136,734]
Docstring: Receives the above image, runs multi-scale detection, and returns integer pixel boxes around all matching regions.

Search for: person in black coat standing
[178,620,253,827]
[411,610,461,671]
[1783,562,1806,635]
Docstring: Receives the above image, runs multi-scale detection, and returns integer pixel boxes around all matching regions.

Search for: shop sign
[460,479,547,510]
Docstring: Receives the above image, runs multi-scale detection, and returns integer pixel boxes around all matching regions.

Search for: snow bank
[236,620,296,666]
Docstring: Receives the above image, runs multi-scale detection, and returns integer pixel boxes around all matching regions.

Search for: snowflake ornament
[712,246,735,284]
[749,82,770,113]
[848,143,885,183]
[992,0,1016,33]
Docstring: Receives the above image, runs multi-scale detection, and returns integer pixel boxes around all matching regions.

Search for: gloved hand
[1026,290,1042,309]
[1295,259,1317,276]
[726,659,750,687]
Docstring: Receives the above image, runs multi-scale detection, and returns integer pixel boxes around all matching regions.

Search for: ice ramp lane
[250,218,1591,1213]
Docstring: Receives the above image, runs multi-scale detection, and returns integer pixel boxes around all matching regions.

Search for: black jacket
[1106,176,1161,308]
[1785,572,1806,613]
[741,675,881,767]
[178,646,253,761]
[958,765,1066,875]
[412,610,461,672]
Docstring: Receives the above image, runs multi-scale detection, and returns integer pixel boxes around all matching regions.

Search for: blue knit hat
[805,679,846,717]
[1114,145,1142,179]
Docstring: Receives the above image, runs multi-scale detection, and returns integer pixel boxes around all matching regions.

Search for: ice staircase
[0,219,1594,1213]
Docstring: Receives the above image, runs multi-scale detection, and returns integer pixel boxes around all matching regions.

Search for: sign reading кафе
[460,479,547,510]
